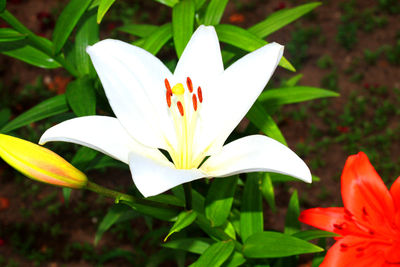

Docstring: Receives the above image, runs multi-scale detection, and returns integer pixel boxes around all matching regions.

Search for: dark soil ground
[0,0,399,266]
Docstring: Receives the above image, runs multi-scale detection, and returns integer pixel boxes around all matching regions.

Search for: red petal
[299,207,362,235]
[320,237,387,267]
[341,152,395,230]
[390,176,400,211]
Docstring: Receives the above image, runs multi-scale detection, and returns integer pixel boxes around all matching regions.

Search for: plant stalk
[183,182,192,210]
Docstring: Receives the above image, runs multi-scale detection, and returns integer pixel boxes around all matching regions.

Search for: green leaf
[0,28,26,42]
[62,188,72,206]
[71,146,98,170]
[259,87,339,109]
[222,251,246,267]
[243,231,323,258]
[66,77,96,116]
[95,204,137,245]
[247,101,287,145]
[120,199,180,221]
[0,0,5,13]
[248,2,322,38]
[75,9,99,77]
[215,24,295,72]
[282,74,303,87]
[194,0,207,10]
[240,173,263,242]
[0,108,11,128]
[204,0,229,25]
[284,190,300,235]
[172,0,195,58]
[292,230,339,241]
[118,24,158,38]
[191,240,235,267]
[269,173,320,183]
[154,0,179,7]
[0,40,60,68]
[97,0,116,23]
[165,210,197,241]
[147,194,185,207]
[195,213,232,241]
[142,23,172,55]
[205,176,238,227]
[162,238,213,254]
[53,0,92,53]
[260,173,276,213]
[1,94,68,133]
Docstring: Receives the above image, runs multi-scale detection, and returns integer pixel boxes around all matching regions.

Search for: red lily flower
[299,152,400,266]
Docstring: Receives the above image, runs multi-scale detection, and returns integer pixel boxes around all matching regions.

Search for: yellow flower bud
[0,134,87,189]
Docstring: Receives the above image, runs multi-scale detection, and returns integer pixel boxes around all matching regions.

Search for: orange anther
[197,86,203,103]
[186,77,193,93]
[166,91,171,107]
[164,78,171,92]
[192,94,198,111]
[177,101,184,116]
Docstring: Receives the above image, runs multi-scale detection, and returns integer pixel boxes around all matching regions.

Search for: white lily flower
[40,25,311,197]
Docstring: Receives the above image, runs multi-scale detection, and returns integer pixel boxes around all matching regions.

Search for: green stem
[183,182,192,210]
[85,181,136,203]
[1,10,78,76]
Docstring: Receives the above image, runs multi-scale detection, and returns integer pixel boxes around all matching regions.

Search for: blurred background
[0,0,399,266]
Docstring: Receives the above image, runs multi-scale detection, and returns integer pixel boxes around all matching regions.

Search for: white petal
[174,25,224,85]
[129,152,205,197]
[39,116,167,165]
[200,135,311,183]
[195,43,284,157]
[87,39,176,150]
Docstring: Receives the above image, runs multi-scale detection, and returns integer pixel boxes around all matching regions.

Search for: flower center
[164,77,203,169]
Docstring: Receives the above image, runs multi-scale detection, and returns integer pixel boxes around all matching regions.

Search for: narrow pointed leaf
[120,199,180,221]
[204,0,229,25]
[95,204,137,245]
[261,173,276,213]
[164,210,197,241]
[240,173,263,242]
[196,213,232,241]
[269,173,320,183]
[284,190,300,235]
[97,0,116,23]
[172,0,195,57]
[222,251,246,267]
[118,24,158,38]
[1,94,68,133]
[142,23,172,55]
[162,238,213,254]
[247,101,287,145]
[62,187,72,205]
[215,24,295,71]
[0,40,60,68]
[66,77,96,117]
[243,231,323,258]
[154,0,179,7]
[194,0,206,10]
[283,74,303,87]
[75,9,99,77]
[53,0,92,53]
[0,28,26,42]
[292,230,339,241]
[205,176,238,227]
[191,240,235,267]
[249,2,322,38]
[259,87,339,108]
